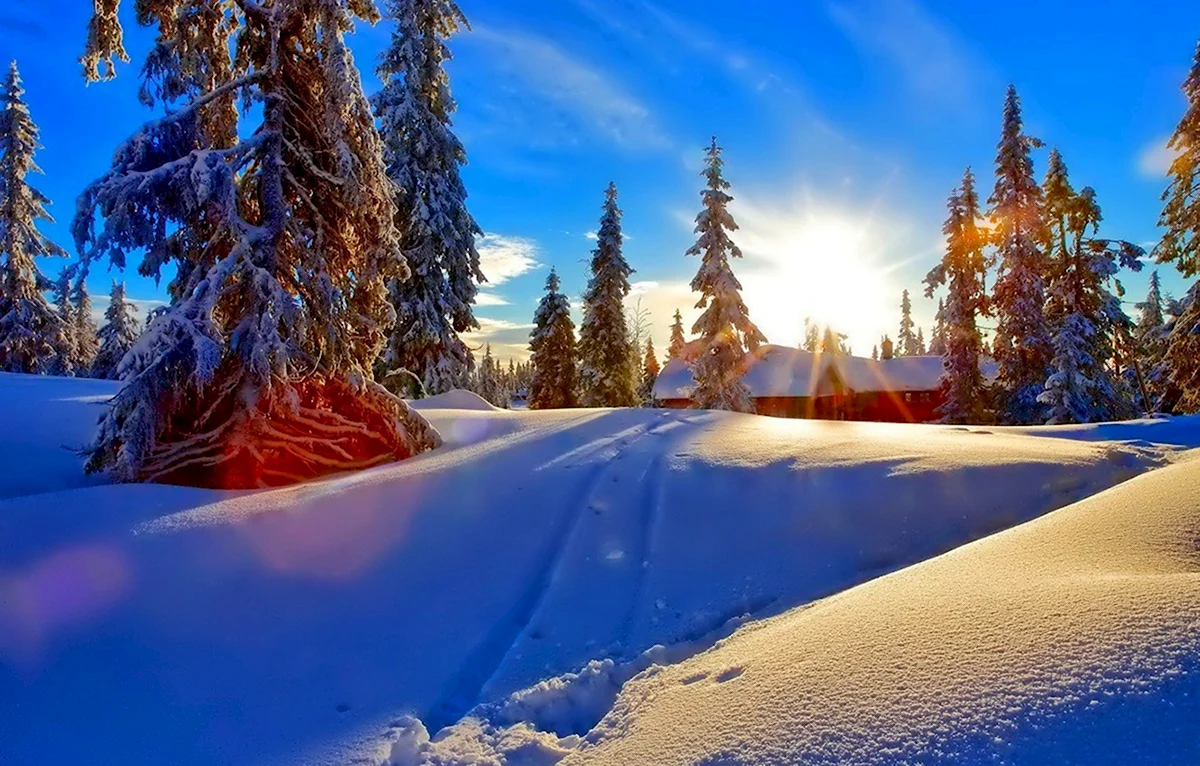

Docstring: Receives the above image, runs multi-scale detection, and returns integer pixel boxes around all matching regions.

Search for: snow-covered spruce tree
[820,326,850,355]
[639,336,660,404]
[47,267,77,376]
[374,0,485,395]
[71,278,99,374]
[803,317,821,352]
[74,0,439,488]
[927,298,948,356]
[1154,42,1200,412]
[687,138,765,412]
[915,326,926,355]
[897,289,918,355]
[667,308,687,360]
[473,343,507,406]
[1035,149,1142,424]
[0,61,69,374]
[1133,270,1171,410]
[529,268,578,409]
[989,85,1051,424]
[925,167,992,424]
[91,281,140,380]
[871,344,879,360]
[578,182,637,407]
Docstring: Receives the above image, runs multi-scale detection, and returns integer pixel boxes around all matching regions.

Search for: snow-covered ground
[0,373,1197,764]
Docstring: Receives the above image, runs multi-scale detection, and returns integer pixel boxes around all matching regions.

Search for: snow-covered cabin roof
[653,345,998,401]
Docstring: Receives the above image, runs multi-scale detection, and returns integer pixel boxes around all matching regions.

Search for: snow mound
[2,372,1199,764]
[0,373,118,500]
[411,389,498,411]
[560,454,1200,765]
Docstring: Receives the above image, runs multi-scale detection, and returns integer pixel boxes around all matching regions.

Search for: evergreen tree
[871,344,879,360]
[915,327,927,355]
[473,344,506,406]
[578,182,637,407]
[820,326,850,355]
[71,279,98,374]
[529,268,577,409]
[925,167,991,424]
[375,0,485,395]
[667,308,687,360]
[1133,270,1170,410]
[639,336,660,404]
[928,298,948,356]
[989,85,1051,424]
[1037,149,1142,423]
[75,0,439,488]
[47,267,76,376]
[898,289,918,355]
[687,138,764,412]
[0,61,69,374]
[91,281,140,380]
[1154,42,1200,412]
[802,317,821,352]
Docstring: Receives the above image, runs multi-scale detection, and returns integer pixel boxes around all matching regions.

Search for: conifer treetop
[687,137,765,353]
[1156,41,1200,277]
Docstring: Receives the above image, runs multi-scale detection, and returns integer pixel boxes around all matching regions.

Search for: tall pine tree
[48,266,76,376]
[667,308,687,360]
[374,0,485,395]
[687,138,765,412]
[1154,41,1200,412]
[578,182,637,407]
[640,336,660,404]
[989,85,1051,424]
[1037,149,1142,423]
[0,61,69,375]
[928,298,948,356]
[71,279,98,374]
[75,0,439,487]
[529,268,578,409]
[91,281,140,380]
[898,289,918,355]
[925,167,991,424]
[1133,270,1170,410]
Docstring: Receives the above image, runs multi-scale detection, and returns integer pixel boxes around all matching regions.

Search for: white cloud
[476,233,541,286]
[584,230,598,241]
[467,26,669,151]
[475,292,510,307]
[464,317,537,362]
[827,0,984,109]
[1138,136,1177,178]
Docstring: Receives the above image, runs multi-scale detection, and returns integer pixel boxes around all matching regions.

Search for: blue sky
[2,0,1198,359]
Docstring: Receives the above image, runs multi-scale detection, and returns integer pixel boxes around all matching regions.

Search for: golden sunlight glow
[738,211,903,354]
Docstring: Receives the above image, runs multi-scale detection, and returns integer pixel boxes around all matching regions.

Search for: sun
[740,213,899,354]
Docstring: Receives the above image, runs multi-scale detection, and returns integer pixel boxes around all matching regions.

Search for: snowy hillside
[0,374,1197,764]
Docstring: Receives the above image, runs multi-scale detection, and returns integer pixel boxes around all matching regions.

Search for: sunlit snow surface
[0,373,1197,765]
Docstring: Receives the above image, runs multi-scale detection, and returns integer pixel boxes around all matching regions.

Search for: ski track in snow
[425,412,690,731]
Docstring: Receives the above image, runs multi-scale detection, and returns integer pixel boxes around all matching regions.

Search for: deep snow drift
[0,373,1197,765]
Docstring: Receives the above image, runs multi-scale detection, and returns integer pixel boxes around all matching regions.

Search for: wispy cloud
[1137,136,1177,178]
[464,317,537,361]
[827,0,984,109]
[571,0,792,96]
[466,26,669,151]
[476,233,541,286]
[475,292,510,307]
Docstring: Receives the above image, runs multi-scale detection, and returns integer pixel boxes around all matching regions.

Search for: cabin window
[904,393,912,402]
